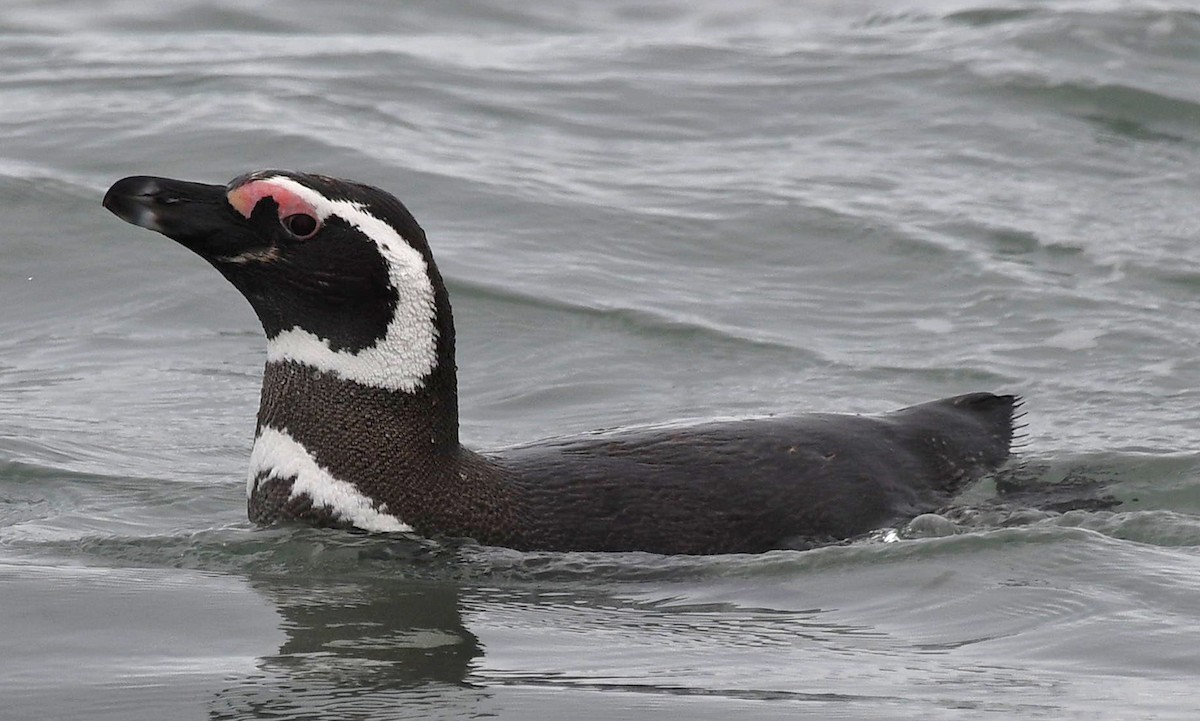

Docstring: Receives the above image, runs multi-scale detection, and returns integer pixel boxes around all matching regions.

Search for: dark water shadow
[209,561,487,719]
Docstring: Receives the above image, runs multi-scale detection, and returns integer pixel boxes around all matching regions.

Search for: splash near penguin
[103,171,1018,555]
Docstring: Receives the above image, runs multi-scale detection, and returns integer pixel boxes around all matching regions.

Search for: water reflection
[210,565,486,719]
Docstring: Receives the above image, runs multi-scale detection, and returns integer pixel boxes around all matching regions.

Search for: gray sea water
[3,1,1200,719]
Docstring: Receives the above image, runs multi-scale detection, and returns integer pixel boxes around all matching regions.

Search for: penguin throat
[265,320,435,393]
[262,245,440,394]
[250,359,462,530]
[257,359,461,460]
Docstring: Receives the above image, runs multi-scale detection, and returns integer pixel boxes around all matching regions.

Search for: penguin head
[103,171,452,392]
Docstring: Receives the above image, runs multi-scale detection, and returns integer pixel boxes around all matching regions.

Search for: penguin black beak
[103,175,250,257]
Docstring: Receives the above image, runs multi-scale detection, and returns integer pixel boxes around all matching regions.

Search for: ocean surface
[3,1,1200,718]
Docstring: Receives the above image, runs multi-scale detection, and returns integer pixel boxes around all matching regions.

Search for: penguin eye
[281,213,320,239]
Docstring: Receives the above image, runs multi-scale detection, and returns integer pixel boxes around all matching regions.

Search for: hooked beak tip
[103,176,164,231]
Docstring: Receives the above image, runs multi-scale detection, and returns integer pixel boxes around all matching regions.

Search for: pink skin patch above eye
[227,180,319,222]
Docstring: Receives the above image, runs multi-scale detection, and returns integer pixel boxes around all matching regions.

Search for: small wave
[6,455,1197,582]
[1030,81,1199,145]
[0,507,1099,584]
[944,8,1040,27]
[0,161,115,201]
[1052,509,1200,547]
[449,276,820,357]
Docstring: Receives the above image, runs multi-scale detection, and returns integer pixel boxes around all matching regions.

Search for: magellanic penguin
[103,171,1019,555]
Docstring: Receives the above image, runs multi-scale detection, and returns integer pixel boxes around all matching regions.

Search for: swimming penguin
[102,171,1018,555]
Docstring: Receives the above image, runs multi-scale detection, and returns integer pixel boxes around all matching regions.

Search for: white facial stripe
[248,426,413,533]
[254,176,438,393]
[216,246,281,265]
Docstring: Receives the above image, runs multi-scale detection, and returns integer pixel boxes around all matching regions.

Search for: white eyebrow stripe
[255,176,440,393]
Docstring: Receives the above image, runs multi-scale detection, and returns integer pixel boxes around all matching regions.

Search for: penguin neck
[256,281,462,459]
[256,357,460,455]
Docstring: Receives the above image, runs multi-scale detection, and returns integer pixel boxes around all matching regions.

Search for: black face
[103,172,434,354]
